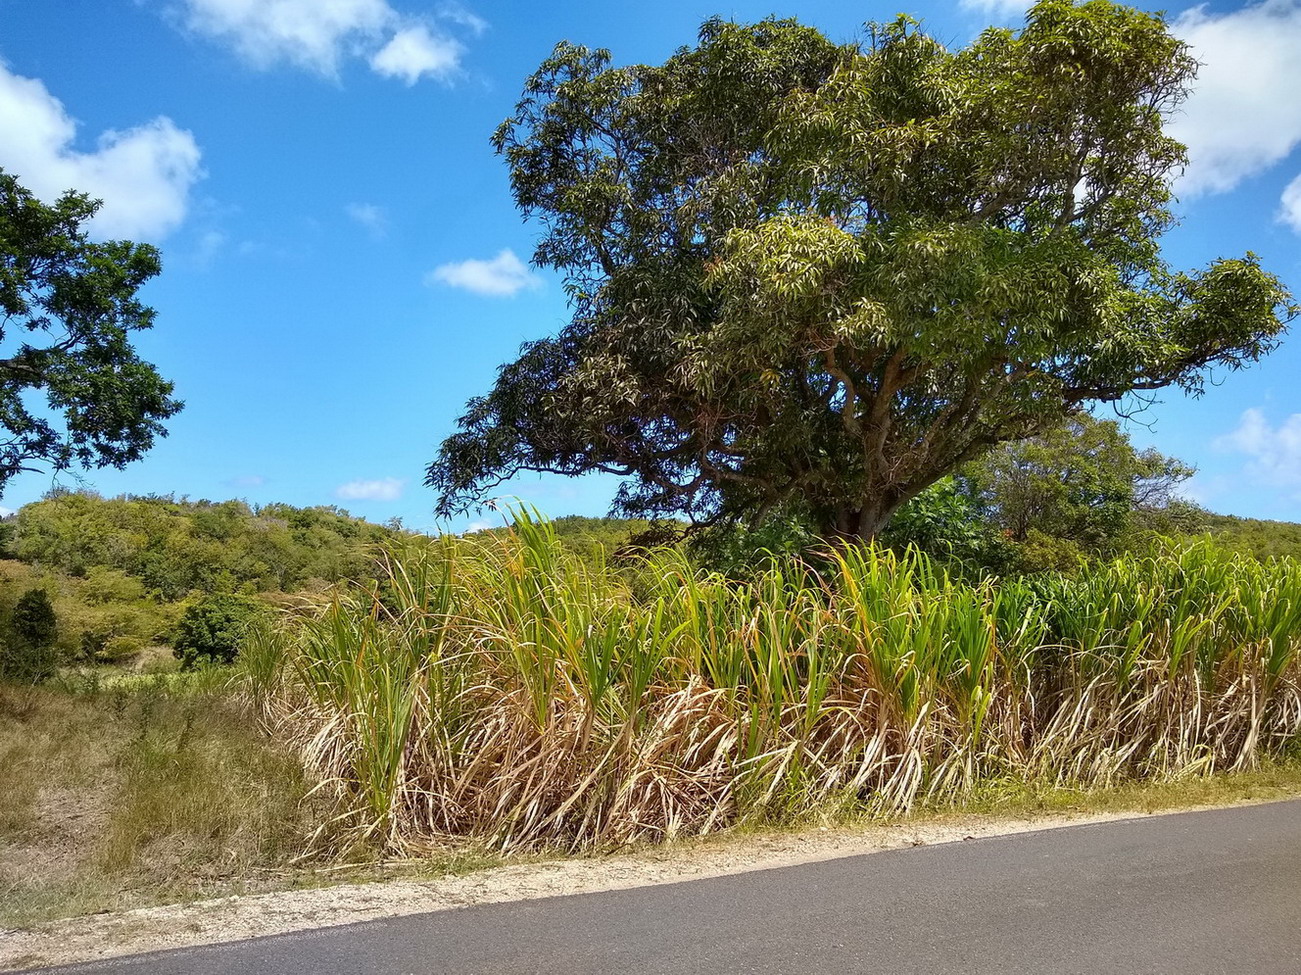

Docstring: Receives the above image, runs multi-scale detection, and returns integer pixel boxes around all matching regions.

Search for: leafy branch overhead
[0,170,181,492]
[428,1,1294,540]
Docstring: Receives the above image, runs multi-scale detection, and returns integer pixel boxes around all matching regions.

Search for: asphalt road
[28,800,1301,975]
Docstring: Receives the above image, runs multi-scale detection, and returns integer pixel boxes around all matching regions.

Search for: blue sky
[0,0,1299,532]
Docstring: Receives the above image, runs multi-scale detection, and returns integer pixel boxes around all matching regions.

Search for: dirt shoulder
[3,796,1292,973]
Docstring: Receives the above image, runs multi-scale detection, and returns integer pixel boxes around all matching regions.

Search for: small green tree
[12,588,57,647]
[1,587,58,683]
[880,478,1012,571]
[172,594,260,669]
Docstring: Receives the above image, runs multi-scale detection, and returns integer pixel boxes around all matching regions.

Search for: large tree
[0,170,181,493]
[428,2,1293,541]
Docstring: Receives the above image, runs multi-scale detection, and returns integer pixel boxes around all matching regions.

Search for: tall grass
[245,514,1301,852]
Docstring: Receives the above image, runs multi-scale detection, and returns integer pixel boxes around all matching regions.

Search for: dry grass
[0,673,322,927]
[247,515,1301,855]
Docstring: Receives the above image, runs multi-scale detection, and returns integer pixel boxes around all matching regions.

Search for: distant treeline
[5,491,402,599]
[1197,513,1301,562]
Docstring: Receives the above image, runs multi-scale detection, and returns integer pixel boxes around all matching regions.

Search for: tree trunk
[822,502,899,544]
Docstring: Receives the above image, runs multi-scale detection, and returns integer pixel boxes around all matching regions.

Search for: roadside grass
[2,668,1299,929]
[251,516,1301,853]
[577,757,1301,870]
[0,673,323,928]
[924,755,1301,820]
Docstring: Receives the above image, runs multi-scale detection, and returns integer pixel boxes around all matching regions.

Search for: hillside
[0,491,404,670]
[1197,513,1301,561]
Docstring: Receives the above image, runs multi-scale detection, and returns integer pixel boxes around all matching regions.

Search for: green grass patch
[0,674,323,927]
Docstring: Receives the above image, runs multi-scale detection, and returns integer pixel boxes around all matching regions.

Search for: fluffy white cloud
[1170,1,1301,197]
[336,477,405,501]
[1213,408,1301,489]
[0,62,202,239]
[427,249,540,297]
[179,0,392,76]
[175,0,480,83]
[370,25,462,84]
[345,201,388,236]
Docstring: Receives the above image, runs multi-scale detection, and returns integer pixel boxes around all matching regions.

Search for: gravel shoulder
[1,797,1286,973]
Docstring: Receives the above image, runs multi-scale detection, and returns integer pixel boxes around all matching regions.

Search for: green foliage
[81,567,147,605]
[879,478,1012,573]
[964,414,1193,551]
[686,509,819,577]
[14,491,400,599]
[251,515,1301,851]
[429,4,1293,540]
[1197,514,1301,561]
[0,169,181,491]
[542,515,666,565]
[1012,528,1086,574]
[100,634,145,664]
[12,588,57,647]
[173,594,262,669]
[1,587,58,683]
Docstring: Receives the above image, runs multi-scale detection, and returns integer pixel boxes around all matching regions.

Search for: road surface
[26,800,1301,974]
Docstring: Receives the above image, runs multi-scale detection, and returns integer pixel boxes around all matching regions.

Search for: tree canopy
[0,170,181,493]
[964,413,1193,549]
[428,2,1294,540]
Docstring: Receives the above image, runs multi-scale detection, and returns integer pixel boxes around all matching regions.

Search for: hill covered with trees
[0,491,405,675]
[9,491,401,597]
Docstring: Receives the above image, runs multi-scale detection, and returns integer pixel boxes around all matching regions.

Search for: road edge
[3,794,1297,972]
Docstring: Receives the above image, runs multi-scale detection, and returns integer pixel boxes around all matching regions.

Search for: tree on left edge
[0,169,182,493]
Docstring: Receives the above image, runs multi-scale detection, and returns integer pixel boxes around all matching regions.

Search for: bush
[1012,529,1086,575]
[79,627,110,662]
[12,588,57,648]
[81,567,146,605]
[100,635,145,664]
[882,478,1013,574]
[173,595,262,669]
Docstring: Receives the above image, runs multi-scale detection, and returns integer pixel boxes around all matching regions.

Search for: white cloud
[0,62,202,239]
[1170,1,1301,197]
[178,0,392,76]
[1213,408,1301,489]
[1281,172,1301,232]
[336,477,405,501]
[437,3,487,36]
[427,249,540,297]
[958,0,1032,17]
[345,202,388,237]
[370,25,462,84]
[229,474,266,488]
[174,0,480,83]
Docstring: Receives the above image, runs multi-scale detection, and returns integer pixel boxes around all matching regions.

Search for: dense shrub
[173,595,262,669]
[12,588,57,648]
